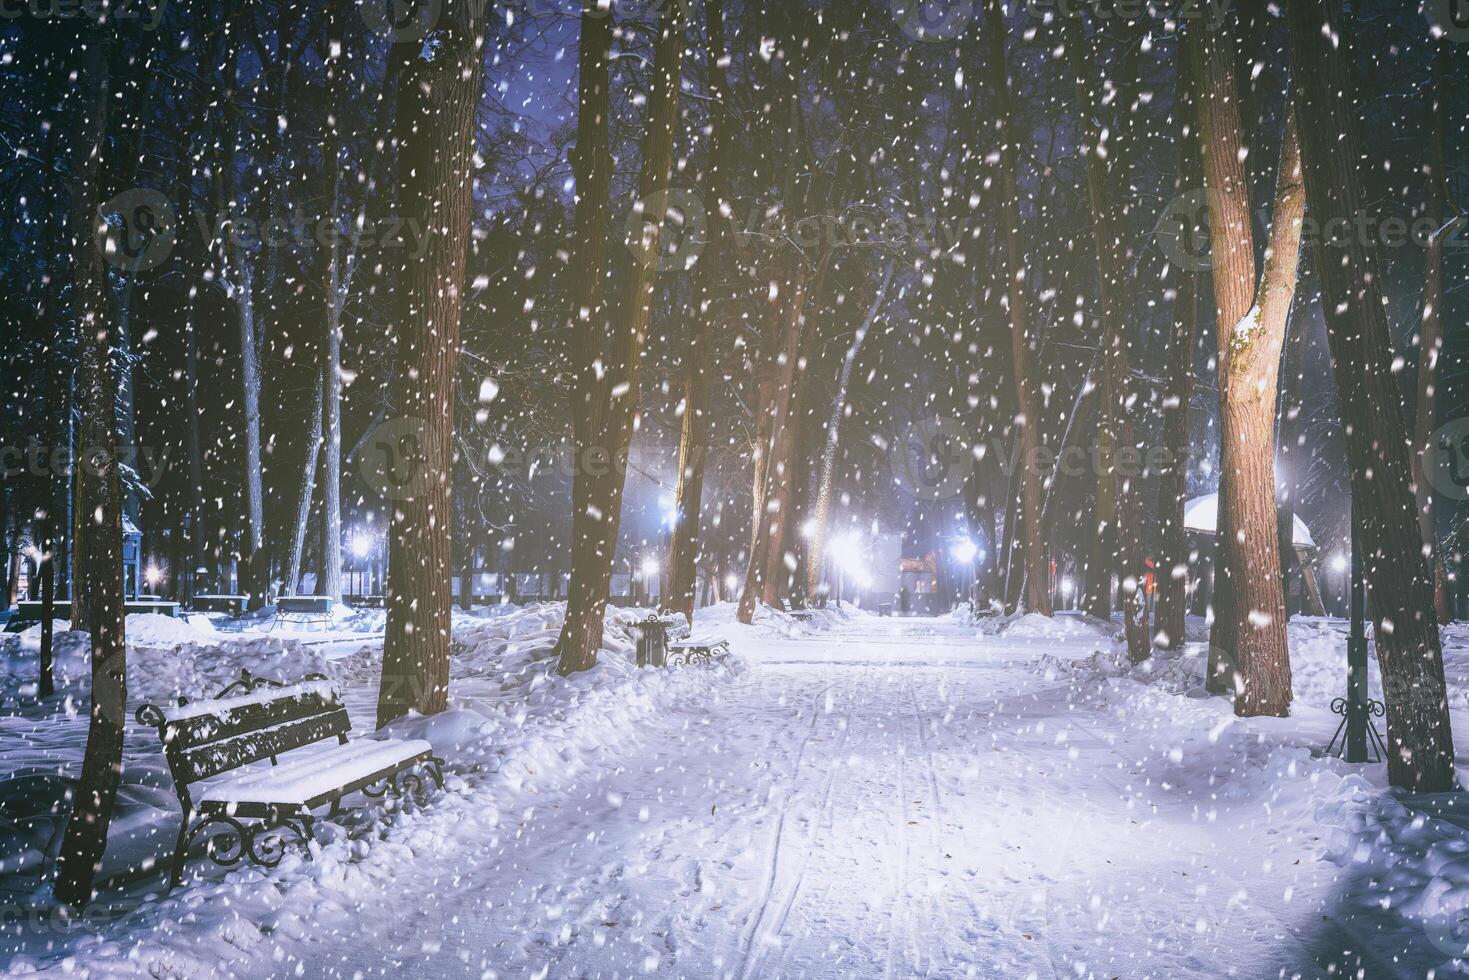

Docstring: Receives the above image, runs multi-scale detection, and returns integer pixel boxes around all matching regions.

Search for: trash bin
[878,603,892,617]
[634,615,669,667]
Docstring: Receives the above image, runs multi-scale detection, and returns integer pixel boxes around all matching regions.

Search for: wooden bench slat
[175,710,351,783]
[163,686,343,746]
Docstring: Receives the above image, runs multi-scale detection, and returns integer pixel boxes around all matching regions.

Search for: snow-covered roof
[1182,492,1316,549]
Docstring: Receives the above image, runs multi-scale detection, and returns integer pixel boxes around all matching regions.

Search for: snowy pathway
[280,616,1410,980]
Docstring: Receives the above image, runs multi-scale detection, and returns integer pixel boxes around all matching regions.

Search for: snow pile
[1317,783,1469,970]
[0,601,744,975]
[994,610,1114,641]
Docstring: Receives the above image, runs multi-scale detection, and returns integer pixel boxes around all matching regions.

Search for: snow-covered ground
[6,606,1469,976]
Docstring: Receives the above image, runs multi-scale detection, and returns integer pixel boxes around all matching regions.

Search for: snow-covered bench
[271,595,334,630]
[780,598,816,622]
[635,613,729,667]
[137,670,443,887]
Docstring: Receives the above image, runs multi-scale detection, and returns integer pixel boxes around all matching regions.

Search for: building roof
[1183,493,1315,549]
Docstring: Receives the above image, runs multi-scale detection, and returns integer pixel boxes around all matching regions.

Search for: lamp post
[1345,506,1369,763]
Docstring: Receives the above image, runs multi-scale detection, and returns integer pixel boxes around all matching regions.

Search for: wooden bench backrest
[139,676,349,791]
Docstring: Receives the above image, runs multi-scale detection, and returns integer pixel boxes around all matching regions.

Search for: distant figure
[898,585,911,616]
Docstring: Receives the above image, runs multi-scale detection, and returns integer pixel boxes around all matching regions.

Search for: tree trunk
[1415,45,1455,625]
[376,0,486,726]
[985,0,1049,615]
[1189,23,1258,691]
[1286,0,1455,791]
[552,4,614,672]
[319,22,344,603]
[666,0,732,625]
[286,369,325,596]
[1275,288,1309,611]
[1222,112,1304,718]
[1063,12,1148,661]
[54,28,128,908]
[738,244,827,624]
[556,0,684,673]
[806,257,895,596]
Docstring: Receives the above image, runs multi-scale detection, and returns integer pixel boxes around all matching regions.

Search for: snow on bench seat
[197,737,434,806]
[669,634,727,649]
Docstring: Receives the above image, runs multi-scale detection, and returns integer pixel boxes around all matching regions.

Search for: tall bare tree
[1286,0,1454,790]
[1062,10,1148,661]
[376,0,486,725]
[556,0,686,672]
[667,0,732,623]
[54,25,128,909]
[984,0,1049,615]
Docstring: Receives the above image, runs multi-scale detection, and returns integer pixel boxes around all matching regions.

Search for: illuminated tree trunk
[738,244,827,623]
[376,0,485,725]
[805,257,894,596]
[1063,12,1148,661]
[1222,113,1304,718]
[1287,0,1454,790]
[1189,24,1257,691]
[557,0,685,672]
[984,0,1049,616]
[286,370,324,595]
[54,28,128,908]
[666,0,731,624]
[319,22,344,603]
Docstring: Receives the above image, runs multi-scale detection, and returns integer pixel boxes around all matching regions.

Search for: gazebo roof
[1183,493,1316,549]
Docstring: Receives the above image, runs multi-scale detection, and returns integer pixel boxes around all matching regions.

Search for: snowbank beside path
[1,602,744,977]
[1035,616,1469,975]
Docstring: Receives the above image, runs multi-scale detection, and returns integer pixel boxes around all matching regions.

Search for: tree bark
[1222,112,1304,717]
[1063,12,1148,661]
[666,0,732,624]
[54,27,128,908]
[1286,0,1454,791]
[556,0,684,672]
[1189,23,1258,691]
[1415,44,1455,625]
[376,0,486,726]
[985,0,1049,615]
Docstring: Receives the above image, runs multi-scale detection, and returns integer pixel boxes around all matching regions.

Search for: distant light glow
[352,533,372,559]
[640,556,659,578]
[951,538,978,564]
[725,572,740,592]
[1061,576,1074,595]
[145,564,161,587]
[1331,553,1348,574]
[830,532,872,588]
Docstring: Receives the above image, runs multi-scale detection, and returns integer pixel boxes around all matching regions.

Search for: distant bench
[190,594,248,616]
[137,669,444,887]
[271,595,334,629]
[635,613,730,667]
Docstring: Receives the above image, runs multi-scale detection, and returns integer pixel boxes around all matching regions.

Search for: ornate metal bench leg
[426,757,445,790]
